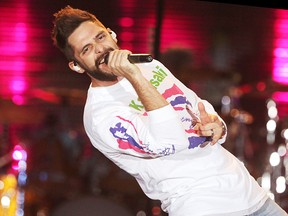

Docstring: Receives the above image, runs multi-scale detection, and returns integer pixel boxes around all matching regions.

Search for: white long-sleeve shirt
[83,59,267,216]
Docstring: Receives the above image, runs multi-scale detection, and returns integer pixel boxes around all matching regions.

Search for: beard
[84,47,118,81]
[85,68,118,81]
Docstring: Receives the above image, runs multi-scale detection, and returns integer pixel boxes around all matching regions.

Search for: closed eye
[80,32,108,56]
[81,45,91,55]
[96,33,106,41]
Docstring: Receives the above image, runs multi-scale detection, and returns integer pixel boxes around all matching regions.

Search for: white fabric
[83,60,267,216]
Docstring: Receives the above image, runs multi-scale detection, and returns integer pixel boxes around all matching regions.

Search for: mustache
[95,48,114,67]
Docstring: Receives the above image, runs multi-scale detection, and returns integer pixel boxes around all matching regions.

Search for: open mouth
[98,53,109,65]
[98,58,105,65]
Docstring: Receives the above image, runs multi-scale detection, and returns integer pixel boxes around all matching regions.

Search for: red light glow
[273,10,288,84]
[274,48,288,57]
[118,0,155,53]
[12,150,23,161]
[0,1,43,100]
[12,95,26,105]
[256,82,266,92]
[10,79,27,93]
[274,40,288,49]
[272,91,288,103]
[119,31,134,41]
[119,17,134,27]
[12,145,27,161]
[12,161,20,171]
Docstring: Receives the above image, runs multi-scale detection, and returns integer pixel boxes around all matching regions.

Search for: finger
[198,123,223,145]
[200,141,210,148]
[199,132,213,148]
[199,129,218,146]
[197,125,215,137]
[211,127,223,145]
[198,102,210,124]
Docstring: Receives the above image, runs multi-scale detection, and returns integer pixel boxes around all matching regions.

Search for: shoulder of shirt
[136,59,171,73]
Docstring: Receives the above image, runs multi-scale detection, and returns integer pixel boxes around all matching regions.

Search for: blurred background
[1,0,288,215]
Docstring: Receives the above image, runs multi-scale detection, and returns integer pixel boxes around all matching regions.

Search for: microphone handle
[104,53,153,64]
[128,54,153,63]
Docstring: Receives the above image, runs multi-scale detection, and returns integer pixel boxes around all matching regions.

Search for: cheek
[109,41,119,50]
[82,56,97,69]
[114,43,120,50]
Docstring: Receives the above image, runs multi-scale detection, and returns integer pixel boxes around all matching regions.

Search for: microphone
[128,54,153,63]
[104,53,153,64]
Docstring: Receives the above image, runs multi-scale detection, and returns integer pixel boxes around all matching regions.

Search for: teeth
[99,53,109,65]
[99,58,105,65]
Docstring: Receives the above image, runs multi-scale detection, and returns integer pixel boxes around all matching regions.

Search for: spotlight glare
[269,152,280,167]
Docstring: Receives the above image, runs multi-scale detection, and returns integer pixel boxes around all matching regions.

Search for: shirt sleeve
[89,104,189,158]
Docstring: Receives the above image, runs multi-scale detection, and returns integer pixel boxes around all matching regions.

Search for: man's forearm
[126,72,169,112]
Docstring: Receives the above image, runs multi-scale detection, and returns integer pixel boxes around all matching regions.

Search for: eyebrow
[79,30,106,54]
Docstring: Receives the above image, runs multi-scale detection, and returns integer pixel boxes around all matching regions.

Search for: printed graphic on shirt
[129,65,167,111]
[162,84,208,149]
[109,116,175,156]
[129,98,144,111]
[109,121,145,154]
[149,65,168,87]
[109,64,209,154]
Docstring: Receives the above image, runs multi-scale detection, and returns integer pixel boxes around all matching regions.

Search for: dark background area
[0,0,288,215]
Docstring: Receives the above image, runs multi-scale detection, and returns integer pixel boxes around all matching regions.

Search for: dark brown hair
[51,5,104,60]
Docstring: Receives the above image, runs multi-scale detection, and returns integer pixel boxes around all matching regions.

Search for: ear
[68,61,85,74]
[107,28,117,42]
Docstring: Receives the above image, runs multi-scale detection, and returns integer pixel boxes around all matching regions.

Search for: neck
[91,77,123,87]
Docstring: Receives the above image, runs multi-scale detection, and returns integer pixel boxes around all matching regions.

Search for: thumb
[198,102,210,124]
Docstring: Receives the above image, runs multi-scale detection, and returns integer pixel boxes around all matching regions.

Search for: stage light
[273,10,288,84]
[268,106,278,119]
[269,152,280,167]
[11,145,27,171]
[261,172,271,191]
[119,17,134,27]
[266,119,277,133]
[276,176,286,193]
[282,128,288,140]
[277,145,287,157]
[1,195,10,208]
[0,181,4,190]
[12,150,23,161]
[266,99,276,109]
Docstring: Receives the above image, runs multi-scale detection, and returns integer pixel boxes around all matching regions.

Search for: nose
[94,46,104,54]
[94,42,105,54]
